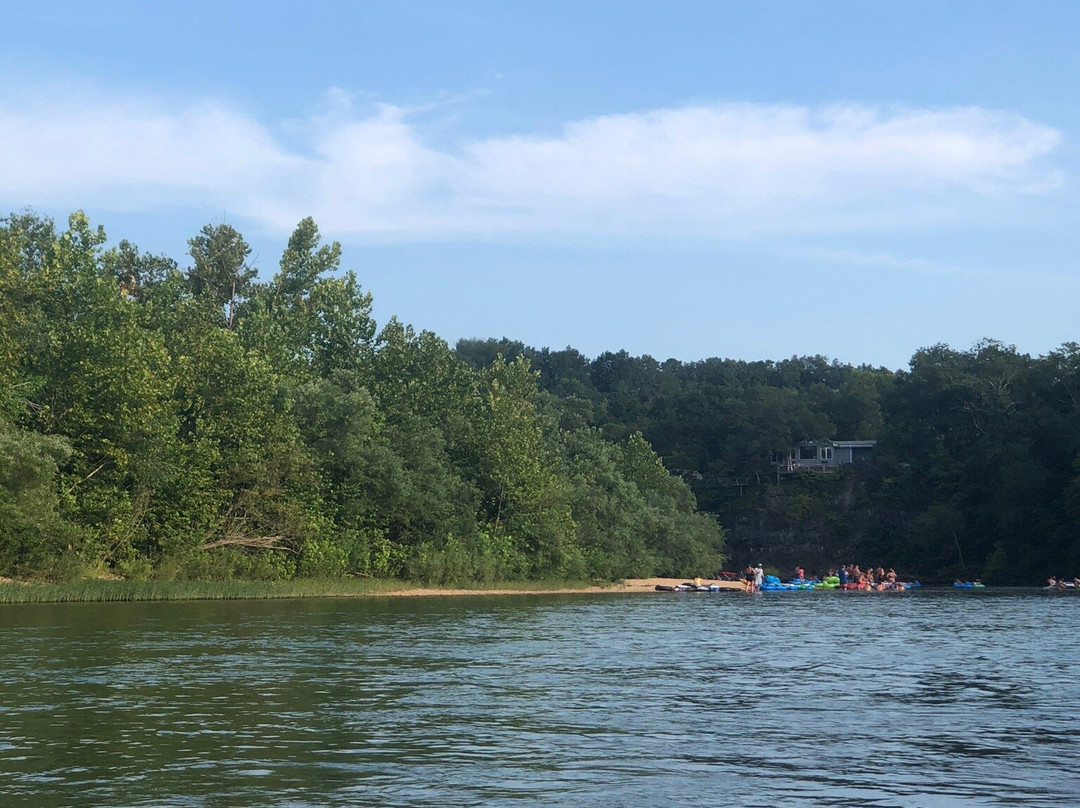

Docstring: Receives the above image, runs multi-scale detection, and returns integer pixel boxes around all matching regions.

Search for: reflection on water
[0,591,1078,807]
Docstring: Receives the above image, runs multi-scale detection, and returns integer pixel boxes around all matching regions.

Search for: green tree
[245,218,376,378]
[0,426,78,574]
[476,356,576,575]
[187,223,257,329]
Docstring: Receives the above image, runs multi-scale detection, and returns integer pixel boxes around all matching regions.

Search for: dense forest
[3,211,1078,585]
[0,211,723,582]
[456,337,1080,583]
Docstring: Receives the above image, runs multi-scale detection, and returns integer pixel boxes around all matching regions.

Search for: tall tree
[245,218,375,378]
[187,223,256,329]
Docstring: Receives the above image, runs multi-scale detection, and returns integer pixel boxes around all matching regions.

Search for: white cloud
[0,92,1063,240]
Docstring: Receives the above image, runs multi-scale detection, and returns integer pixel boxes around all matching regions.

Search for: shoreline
[377,578,747,598]
[0,577,746,604]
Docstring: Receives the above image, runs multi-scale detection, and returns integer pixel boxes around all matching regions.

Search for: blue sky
[2,1,1079,369]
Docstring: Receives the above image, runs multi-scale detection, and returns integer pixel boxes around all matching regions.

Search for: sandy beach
[372,577,747,597]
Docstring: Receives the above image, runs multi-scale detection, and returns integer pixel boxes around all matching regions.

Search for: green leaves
[0,426,77,573]
[0,210,728,583]
[186,223,257,329]
[244,218,375,378]
[478,356,575,574]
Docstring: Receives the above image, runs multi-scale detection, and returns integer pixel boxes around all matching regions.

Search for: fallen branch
[200,535,296,553]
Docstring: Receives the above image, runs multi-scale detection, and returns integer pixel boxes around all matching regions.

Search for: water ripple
[0,591,1077,807]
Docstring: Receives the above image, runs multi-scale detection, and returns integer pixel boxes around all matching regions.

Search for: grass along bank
[0,578,625,604]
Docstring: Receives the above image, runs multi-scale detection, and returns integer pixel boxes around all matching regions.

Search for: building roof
[795,439,877,448]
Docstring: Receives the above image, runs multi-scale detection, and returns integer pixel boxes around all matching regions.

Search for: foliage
[458,335,1080,583]
[0,210,725,583]
[0,425,79,573]
[8,207,1079,587]
[12,208,1080,586]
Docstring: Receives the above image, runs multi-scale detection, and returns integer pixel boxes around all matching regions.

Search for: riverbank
[0,577,744,604]
[383,578,746,598]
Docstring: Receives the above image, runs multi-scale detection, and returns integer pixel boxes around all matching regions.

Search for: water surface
[1,589,1077,807]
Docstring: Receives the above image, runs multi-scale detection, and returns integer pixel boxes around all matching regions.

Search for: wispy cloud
[788,244,1080,289]
[0,89,1063,240]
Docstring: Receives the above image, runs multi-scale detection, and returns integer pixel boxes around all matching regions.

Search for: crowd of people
[738,563,909,592]
[832,564,903,589]
[731,566,1080,591]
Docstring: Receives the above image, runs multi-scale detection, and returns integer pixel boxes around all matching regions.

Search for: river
[1,589,1077,807]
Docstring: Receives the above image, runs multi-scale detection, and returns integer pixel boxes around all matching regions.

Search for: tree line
[456,338,1080,583]
[5,209,1076,585]
[0,211,723,582]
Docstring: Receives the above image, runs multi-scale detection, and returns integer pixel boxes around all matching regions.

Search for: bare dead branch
[200,535,296,553]
[66,461,108,494]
